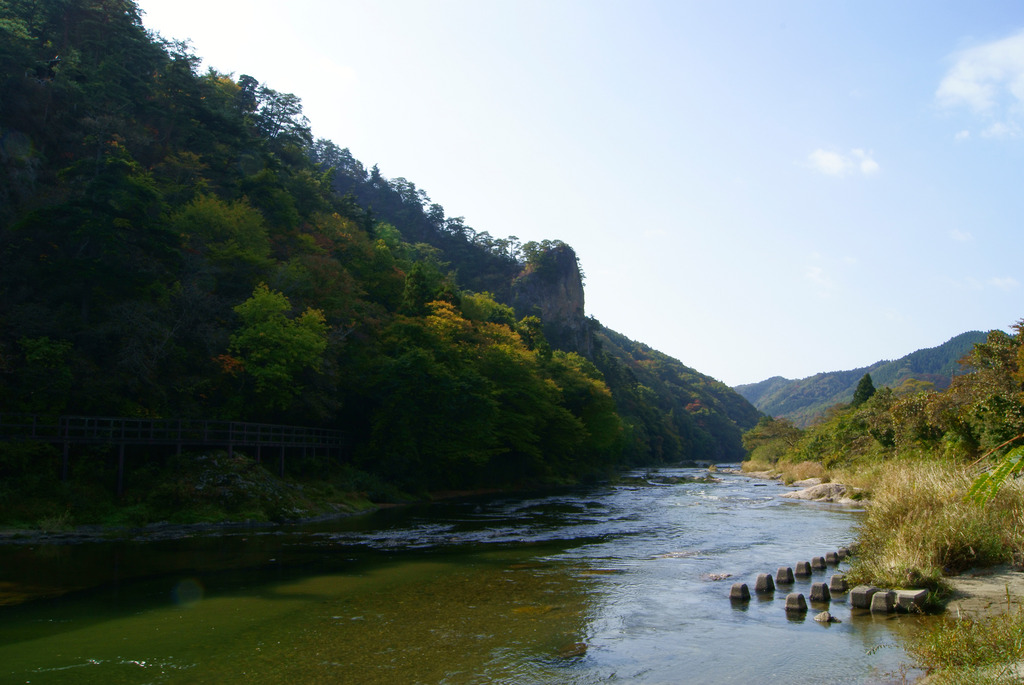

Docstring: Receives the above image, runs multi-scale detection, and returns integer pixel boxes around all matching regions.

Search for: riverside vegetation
[0,0,758,528]
[742,326,1024,683]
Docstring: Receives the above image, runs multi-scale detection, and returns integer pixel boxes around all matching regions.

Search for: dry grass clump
[781,460,826,483]
[740,458,775,473]
[741,459,829,482]
[830,461,886,494]
[847,460,1024,592]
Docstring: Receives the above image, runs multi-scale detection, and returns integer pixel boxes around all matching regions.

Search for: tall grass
[847,460,1024,592]
[903,608,1024,684]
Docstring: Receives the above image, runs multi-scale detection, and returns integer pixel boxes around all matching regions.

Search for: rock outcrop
[781,482,857,504]
[511,242,592,357]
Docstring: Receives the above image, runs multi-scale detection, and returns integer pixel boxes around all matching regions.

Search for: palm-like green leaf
[967,445,1024,504]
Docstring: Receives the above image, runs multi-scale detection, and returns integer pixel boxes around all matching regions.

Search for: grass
[903,607,1024,684]
[846,460,1024,593]
[742,458,867,489]
[781,460,827,483]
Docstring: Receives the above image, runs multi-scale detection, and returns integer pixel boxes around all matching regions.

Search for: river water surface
[0,469,926,683]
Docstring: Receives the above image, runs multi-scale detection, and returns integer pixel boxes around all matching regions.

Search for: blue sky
[136,1,1024,386]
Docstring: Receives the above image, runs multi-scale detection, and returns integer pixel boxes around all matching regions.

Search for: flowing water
[0,470,927,684]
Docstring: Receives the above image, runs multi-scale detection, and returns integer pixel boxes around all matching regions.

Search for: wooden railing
[0,413,346,494]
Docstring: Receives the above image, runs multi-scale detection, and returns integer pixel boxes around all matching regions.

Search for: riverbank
[945,565,1024,619]
[0,451,725,542]
[741,456,1024,683]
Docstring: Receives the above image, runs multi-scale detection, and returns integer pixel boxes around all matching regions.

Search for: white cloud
[981,121,1021,138]
[937,31,1024,133]
[948,228,974,242]
[807,148,880,177]
[989,276,1020,291]
[805,265,829,286]
[954,129,971,141]
[808,149,849,176]
[852,149,880,175]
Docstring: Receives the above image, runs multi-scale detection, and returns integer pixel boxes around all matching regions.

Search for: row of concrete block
[730,574,927,615]
[728,547,851,599]
[729,576,840,604]
[849,585,928,614]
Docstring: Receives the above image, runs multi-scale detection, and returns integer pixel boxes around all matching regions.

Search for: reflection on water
[0,470,927,683]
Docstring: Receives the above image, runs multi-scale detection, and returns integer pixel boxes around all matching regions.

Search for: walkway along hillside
[0,414,346,495]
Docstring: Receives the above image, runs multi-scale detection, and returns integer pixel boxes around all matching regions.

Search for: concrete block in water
[825,551,840,565]
[829,574,849,593]
[776,567,794,585]
[870,590,896,614]
[809,582,831,602]
[730,583,750,602]
[895,589,928,613]
[794,561,812,577]
[850,585,881,609]
[754,573,775,594]
[785,592,807,613]
[811,556,826,570]
[837,547,851,559]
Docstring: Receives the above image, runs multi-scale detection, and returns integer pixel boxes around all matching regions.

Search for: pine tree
[851,373,876,407]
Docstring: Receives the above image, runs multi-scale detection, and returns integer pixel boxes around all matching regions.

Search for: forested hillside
[0,0,757,498]
[735,331,987,426]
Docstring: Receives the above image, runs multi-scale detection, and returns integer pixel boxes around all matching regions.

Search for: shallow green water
[0,471,928,683]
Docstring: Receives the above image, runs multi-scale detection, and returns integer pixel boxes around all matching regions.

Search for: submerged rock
[703,573,733,581]
[814,611,840,624]
[558,642,588,659]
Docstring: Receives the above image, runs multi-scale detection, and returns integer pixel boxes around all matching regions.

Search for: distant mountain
[735,331,989,426]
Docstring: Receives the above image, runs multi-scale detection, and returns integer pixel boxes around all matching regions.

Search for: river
[0,469,926,684]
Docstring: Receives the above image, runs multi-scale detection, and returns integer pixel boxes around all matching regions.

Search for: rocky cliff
[511,242,592,357]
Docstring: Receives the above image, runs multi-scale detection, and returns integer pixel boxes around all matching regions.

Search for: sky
[135,0,1024,387]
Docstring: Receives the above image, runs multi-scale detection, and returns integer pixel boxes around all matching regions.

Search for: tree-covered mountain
[0,0,757,498]
[735,331,988,426]
[592,328,761,463]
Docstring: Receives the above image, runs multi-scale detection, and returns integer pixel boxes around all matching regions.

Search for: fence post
[61,416,69,481]
[117,444,125,497]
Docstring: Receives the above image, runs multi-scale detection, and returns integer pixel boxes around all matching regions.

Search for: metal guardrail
[0,413,346,493]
